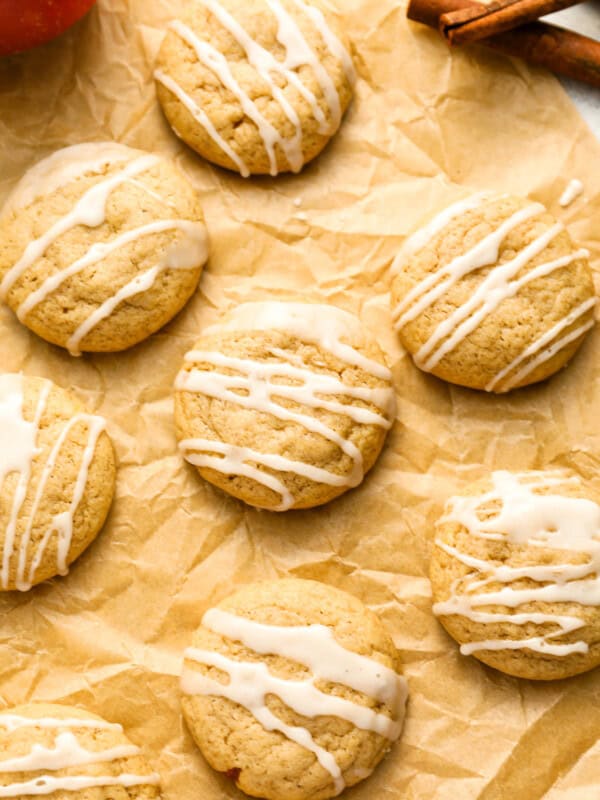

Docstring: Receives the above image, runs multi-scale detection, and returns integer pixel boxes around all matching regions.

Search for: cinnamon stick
[407,0,600,89]
[441,0,584,46]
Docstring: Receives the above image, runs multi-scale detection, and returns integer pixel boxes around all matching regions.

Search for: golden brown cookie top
[391,193,596,392]
[0,702,161,799]
[431,470,600,680]
[0,373,115,591]
[181,578,407,800]
[174,301,397,511]
[154,0,355,176]
[0,142,208,355]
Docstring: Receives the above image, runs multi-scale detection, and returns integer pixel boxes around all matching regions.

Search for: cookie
[174,301,397,511]
[431,470,600,680]
[154,0,355,176]
[0,373,115,591]
[0,702,161,798]
[181,578,407,800]
[391,192,596,392]
[0,142,208,355]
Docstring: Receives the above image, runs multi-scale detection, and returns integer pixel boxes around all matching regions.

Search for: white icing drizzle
[169,19,298,176]
[180,438,357,511]
[392,202,544,329]
[486,297,596,392]
[176,354,386,506]
[202,302,392,379]
[181,351,394,426]
[0,713,159,797]
[200,0,328,140]
[414,221,566,370]
[0,715,121,732]
[64,221,207,356]
[0,732,139,772]
[0,154,160,299]
[559,179,584,208]
[288,0,356,85]
[27,415,106,588]
[433,471,600,657]
[1,148,208,355]
[181,608,407,794]
[265,0,342,131]
[1,143,135,218]
[0,774,160,797]
[17,219,207,322]
[0,376,107,591]
[392,194,593,385]
[157,0,353,176]
[393,192,492,268]
[176,303,395,509]
[203,608,406,707]
[14,218,206,356]
[154,69,251,177]
[0,376,49,591]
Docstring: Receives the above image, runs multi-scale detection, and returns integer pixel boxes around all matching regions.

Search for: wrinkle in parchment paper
[1,1,600,797]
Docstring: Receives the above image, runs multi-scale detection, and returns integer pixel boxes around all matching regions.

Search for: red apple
[0,0,97,57]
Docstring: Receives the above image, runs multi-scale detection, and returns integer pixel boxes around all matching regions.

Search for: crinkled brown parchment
[1,1,600,797]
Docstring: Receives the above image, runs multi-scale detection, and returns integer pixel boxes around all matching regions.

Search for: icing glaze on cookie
[0,715,121,732]
[0,712,159,797]
[1,153,160,297]
[181,608,407,794]
[202,302,392,378]
[559,179,584,208]
[0,375,107,591]
[176,302,396,510]
[154,69,251,176]
[1,143,134,218]
[434,471,600,657]
[61,219,207,356]
[392,195,594,391]
[0,774,158,796]
[1,144,208,356]
[155,0,354,177]
[486,298,596,392]
[289,0,355,84]
[0,733,139,772]
[395,192,492,263]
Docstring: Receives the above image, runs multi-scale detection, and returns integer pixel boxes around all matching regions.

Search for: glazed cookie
[154,0,355,176]
[174,301,397,511]
[181,578,407,800]
[391,192,596,392]
[0,142,208,355]
[0,702,161,798]
[431,470,600,680]
[0,373,115,591]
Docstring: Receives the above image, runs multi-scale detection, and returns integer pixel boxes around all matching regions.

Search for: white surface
[546,5,600,138]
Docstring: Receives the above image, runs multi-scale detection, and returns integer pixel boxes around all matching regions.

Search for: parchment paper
[1,1,600,797]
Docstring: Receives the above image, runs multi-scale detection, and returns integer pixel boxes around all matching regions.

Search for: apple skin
[0,0,97,57]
